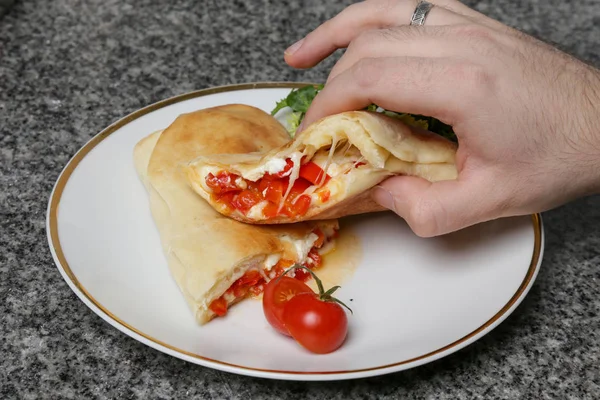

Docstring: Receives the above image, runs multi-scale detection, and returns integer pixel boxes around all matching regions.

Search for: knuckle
[448,61,495,98]
[322,2,365,38]
[369,0,411,27]
[342,1,365,13]
[452,23,505,60]
[350,26,413,53]
[336,1,371,25]
[348,29,378,54]
[466,63,493,87]
[400,58,440,99]
[378,26,412,42]
[366,0,397,15]
[452,23,495,42]
[352,58,382,89]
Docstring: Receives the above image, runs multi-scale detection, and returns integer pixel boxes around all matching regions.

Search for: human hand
[284,0,600,237]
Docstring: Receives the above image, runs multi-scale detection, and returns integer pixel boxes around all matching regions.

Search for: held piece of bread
[186,110,457,224]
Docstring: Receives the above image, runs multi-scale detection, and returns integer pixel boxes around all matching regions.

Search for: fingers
[284,0,475,69]
[325,22,507,85]
[325,25,458,84]
[371,175,489,237]
[302,56,489,129]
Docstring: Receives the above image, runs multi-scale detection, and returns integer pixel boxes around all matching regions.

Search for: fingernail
[285,38,304,55]
[372,186,397,213]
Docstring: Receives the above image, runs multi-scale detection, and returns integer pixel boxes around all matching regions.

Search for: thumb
[371,175,488,237]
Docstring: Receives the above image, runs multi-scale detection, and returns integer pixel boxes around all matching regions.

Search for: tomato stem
[323,285,341,297]
[279,264,353,314]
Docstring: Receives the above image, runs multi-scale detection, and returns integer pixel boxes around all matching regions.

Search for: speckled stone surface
[1,0,599,398]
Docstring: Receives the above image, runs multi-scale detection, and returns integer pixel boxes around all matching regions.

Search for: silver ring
[410,0,434,26]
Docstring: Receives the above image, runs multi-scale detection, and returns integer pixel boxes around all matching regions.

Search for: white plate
[46,83,544,381]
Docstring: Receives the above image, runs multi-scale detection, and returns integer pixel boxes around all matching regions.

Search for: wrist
[581,67,600,194]
[552,63,600,200]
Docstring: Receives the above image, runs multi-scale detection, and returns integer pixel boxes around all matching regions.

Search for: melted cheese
[326,162,346,177]
[301,185,318,197]
[243,157,288,181]
[278,151,304,211]
[312,144,363,178]
[294,232,319,260]
[282,232,319,260]
[246,201,268,219]
[353,156,366,168]
[341,140,353,158]
[321,223,338,239]
[235,177,248,189]
[326,179,343,200]
[318,237,336,255]
[264,254,281,271]
[319,132,338,186]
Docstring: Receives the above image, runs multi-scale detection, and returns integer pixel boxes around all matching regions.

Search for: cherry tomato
[299,162,330,185]
[282,292,348,354]
[205,172,242,194]
[262,276,313,336]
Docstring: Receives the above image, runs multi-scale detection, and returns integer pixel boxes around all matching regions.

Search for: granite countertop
[1,0,599,398]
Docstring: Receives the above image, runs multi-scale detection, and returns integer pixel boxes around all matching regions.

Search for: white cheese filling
[243,157,288,181]
[318,237,336,255]
[246,201,268,219]
[235,177,247,189]
[278,151,305,211]
[206,228,335,315]
[288,232,319,260]
[264,254,282,271]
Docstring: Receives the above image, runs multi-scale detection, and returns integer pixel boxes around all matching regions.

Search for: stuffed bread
[133,104,338,323]
[185,110,457,224]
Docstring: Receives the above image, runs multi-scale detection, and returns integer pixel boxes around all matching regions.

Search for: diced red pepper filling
[299,161,331,185]
[207,229,329,318]
[209,297,228,317]
[206,157,364,219]
[205,171,240,194]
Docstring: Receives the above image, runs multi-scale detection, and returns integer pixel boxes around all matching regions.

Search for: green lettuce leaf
[286,111,303,135]
[271,84,324,137]
[271,84,457,142]
[270,84,324,116]
[270,98,289,116]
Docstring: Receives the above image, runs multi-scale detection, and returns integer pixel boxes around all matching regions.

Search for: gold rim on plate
[47,82,543,377]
